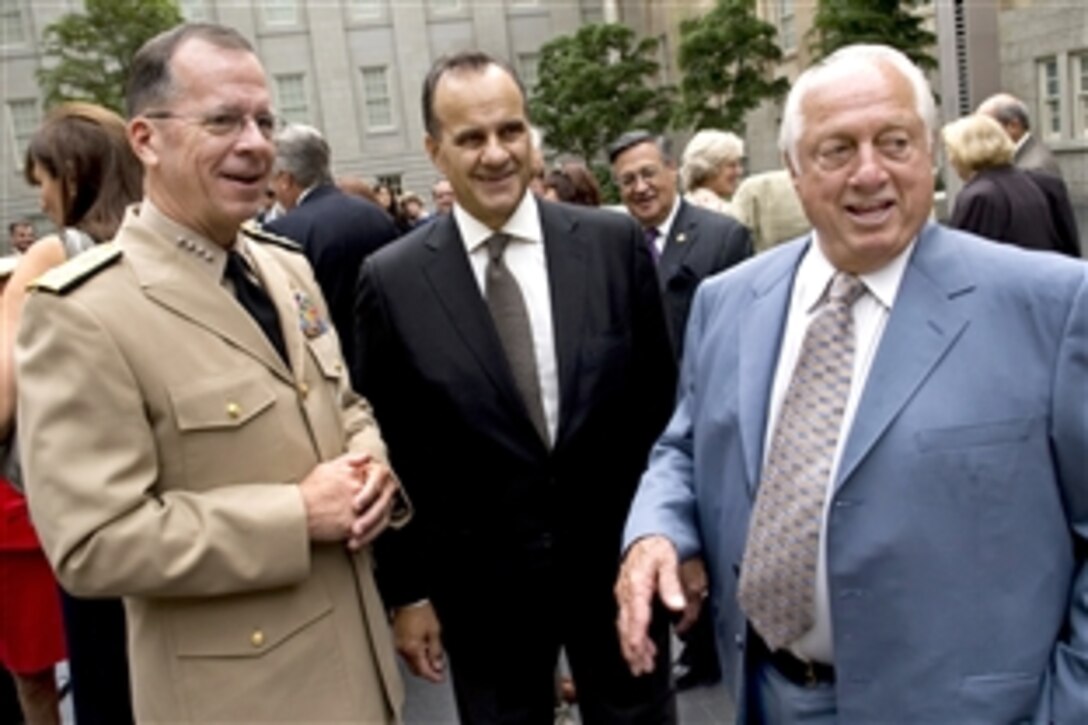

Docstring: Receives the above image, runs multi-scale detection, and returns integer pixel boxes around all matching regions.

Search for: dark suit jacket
[354,198,676,612]
[1025,169,1082,258]
[658,200,751,358]
[266,184,398,384]
[948,166,1065,254]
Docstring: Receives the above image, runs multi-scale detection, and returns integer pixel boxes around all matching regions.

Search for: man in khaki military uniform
[16,23,408,723]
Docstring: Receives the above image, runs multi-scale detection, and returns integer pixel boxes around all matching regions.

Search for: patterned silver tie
[737,272,867,651]
[485,233,548,445]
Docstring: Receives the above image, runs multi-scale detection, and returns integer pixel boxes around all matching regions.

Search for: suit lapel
[123,220,294,383]
[540,201,587,446]
[738,243,805,494]
[658,201,696,283]
[835,225,973,489]
[420,216,525,413]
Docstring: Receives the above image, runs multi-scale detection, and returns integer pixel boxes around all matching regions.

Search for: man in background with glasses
[609,131,751,361]
[17,22,408,723]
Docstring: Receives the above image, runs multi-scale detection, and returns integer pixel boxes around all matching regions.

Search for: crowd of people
[0,18,1084,725]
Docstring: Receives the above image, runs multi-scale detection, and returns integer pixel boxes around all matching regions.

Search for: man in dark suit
[609,131,752,359]
[354,52,678,723]
[609,130,751,688]
[266,123,398,383]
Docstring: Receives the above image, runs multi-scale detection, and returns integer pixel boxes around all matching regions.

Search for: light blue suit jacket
[624,223,1088,723]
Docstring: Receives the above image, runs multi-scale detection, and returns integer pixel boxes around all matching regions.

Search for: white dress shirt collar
[456,191,544,254]
[797,231,917,314]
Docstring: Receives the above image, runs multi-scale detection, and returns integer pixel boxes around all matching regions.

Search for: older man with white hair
[616,44,1088,723]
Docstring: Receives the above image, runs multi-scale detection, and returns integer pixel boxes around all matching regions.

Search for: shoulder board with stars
[241,220,303,253]
[29,242,122,295]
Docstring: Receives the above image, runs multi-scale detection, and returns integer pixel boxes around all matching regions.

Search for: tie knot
[644,227,659,244]
[828,272,866,308]
[486,233,510,264]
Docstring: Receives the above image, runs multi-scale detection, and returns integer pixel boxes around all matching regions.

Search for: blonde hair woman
[942,114,1063,252]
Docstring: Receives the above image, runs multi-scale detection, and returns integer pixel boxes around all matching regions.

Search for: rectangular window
[579,0,603,24]
[517,53,540,90]
[178,0,208,22]
[0,0,26,46]
[260,0,298,27]
[1038,57,1062,141]
[349,0,385,21]
[1074,52,1088,140]
[7,98,40,164]
[275,73,309,124]
[376,173,402,196]
[428,0,461,14]
[777,0,796,53]
[361,66,394,130]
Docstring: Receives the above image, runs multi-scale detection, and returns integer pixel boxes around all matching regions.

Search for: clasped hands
[300,452,398,551]
[614,535,708,676]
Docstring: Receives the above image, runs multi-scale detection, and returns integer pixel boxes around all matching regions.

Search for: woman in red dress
[0,476,66,724]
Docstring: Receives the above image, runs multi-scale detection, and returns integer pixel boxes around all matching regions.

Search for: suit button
[250,629,265,648]
[734,633,744,649]
[226,402,241,419]
[297,382,310,399]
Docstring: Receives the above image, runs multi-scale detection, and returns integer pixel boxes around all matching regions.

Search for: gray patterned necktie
[485,233,548,445]
[738,272,867,651]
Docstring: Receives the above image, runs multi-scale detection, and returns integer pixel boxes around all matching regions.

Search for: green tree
[528,23,674,199]
[674,0,790,133]
[37,0,184,115]
[808,0,937,70]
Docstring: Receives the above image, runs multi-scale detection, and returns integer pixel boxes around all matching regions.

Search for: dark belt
[754,635,835,687]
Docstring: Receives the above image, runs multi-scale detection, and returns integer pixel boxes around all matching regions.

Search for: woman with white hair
[680,129,744,215]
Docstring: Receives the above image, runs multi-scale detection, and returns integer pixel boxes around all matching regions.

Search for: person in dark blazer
[354,52,678,724]
[608,131,752,360]
[266,124,398,385]
[943,113,1067,254]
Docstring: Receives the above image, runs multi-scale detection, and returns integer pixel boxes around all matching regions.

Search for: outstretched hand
[614,535,686,675]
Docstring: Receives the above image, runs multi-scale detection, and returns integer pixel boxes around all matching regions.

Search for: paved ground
[402,648,736,724]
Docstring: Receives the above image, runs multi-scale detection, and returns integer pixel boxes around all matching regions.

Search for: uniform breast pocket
[168,370,282,487]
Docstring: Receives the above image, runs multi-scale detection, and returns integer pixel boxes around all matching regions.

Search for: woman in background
[942,113,1064,253]
[680,129,744,215]
[1,101,142,725]
[542,161,601,207]
[373,180,413,235]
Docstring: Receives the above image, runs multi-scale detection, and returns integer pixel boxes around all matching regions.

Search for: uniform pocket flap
[306,332,346,380]
[174,585,334,658]
[170,371,276,431]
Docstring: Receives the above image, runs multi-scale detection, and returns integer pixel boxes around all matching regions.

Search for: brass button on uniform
[250,629,265,648]
[297,382,309,399]
[226,402,241,419]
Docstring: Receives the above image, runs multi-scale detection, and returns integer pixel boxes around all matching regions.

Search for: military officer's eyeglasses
[143,109,284,140]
